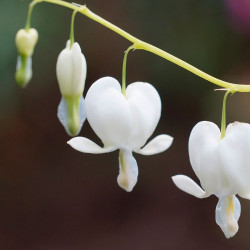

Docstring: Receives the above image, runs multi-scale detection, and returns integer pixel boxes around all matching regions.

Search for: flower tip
[15,67,32,88]
[117,174,135,192]
[224,220,239,239]
[15,71,30,88]
[67,138,74,146]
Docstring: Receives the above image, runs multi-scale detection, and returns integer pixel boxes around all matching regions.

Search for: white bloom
[56,41,87,136]
[68,76,173,192]
[172,121,250,238]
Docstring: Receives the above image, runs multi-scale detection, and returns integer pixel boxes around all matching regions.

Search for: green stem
[122,45,135,95]
[25,2,37,30]
[70,10,78,48]
[32,0,250,92]
[220,90,231,139]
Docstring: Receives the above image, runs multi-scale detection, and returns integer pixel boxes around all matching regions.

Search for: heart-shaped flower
[172,121,250,238]
[68,76,173,191]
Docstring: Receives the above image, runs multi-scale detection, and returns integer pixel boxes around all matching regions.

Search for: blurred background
[1,0,250,249]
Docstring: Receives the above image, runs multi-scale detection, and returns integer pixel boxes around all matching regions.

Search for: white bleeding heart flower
[172,121,250,238]
[68,76,173,192]
[56,40,87,137]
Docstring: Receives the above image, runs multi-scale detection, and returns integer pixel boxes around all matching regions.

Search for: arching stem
[25,1,37,30]
[31,0,250,92]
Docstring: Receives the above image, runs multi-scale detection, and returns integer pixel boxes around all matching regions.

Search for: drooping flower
[68,76,173,192]
[172,121,250,238]
[56,40,87,136]
[15,28,38,87]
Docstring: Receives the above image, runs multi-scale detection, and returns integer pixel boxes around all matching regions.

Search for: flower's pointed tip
[67,138,74,146]
[15,70,32,88]
[15,55,32,88]
[224,221,239,239]
[117,174,135,192]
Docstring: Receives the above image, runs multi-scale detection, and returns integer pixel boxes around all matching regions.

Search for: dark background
[1,0,250,249]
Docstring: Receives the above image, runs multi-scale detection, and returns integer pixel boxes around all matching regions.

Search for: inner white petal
[117,150,138,192]
[215,196,241,238]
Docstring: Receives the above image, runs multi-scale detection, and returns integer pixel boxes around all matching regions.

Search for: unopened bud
[56,40,87,136]
[15,28,38,57]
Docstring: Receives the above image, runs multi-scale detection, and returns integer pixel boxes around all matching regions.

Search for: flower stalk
[122,45,135,95]
[220,90,231,139]
[31,0,250,92]
[70,9,78,48]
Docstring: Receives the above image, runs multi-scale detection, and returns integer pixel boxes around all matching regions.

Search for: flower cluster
[15,28,173,192]
[14,3,250,239]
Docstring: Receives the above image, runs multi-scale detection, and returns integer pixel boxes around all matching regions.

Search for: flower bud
[56,41,87,136]
[15,28,38,88]
[15,28,38,57]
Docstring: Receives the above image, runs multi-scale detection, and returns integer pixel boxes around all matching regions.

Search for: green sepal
[15,55,32,88]
[64,94,82,136]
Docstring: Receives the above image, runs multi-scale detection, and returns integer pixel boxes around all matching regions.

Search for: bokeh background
[1,0,250,249]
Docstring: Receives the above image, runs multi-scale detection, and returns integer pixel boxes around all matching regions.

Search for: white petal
[117,150,138,192]
[134,134,173,155]
[215,196,240,238]
[172,175,210,198]
[239,193,250,200]
[85,77,167,151]
[218,122,250,197]
[189,121,231,196]
[126,82,161,149]
[56,41,87,96]
[85,77,132,147]
[67,137,117,154]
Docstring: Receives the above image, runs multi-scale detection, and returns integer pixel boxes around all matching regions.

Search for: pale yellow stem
[33,0,250,92]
